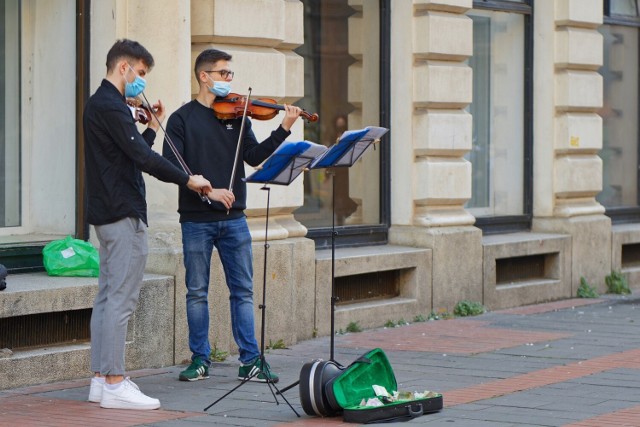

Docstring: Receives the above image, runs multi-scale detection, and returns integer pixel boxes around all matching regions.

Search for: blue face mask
[207,76,231,98]
[124,65,146,97]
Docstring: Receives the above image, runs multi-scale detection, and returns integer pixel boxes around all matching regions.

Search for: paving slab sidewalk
[1,291,638,427]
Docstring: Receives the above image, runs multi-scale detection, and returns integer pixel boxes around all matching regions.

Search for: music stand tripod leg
[204,185,300,417]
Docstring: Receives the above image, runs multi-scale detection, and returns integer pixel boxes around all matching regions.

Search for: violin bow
[226,87,252,214]
[140,92,211,205]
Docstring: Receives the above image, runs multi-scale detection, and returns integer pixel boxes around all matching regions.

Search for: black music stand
[310,126,389,362]
[204,140,326,416]
[277,126,389,396]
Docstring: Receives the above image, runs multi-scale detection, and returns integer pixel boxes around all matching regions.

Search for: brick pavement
[338,318,571,354]
[0,370,202,427]
[564,405,640,427]
[0,292,638,426]
[0,395,200,427]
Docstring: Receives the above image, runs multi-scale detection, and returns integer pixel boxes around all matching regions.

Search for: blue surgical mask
[207,76,231,98]
[124,66,146,97]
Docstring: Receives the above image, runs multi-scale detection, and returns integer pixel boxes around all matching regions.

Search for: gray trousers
[90,217,148,375]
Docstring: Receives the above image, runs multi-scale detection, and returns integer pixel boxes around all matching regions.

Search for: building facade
[1,0,640,385]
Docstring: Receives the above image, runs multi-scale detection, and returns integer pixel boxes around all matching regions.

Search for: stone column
[532,0,610,294]
[89,0,193,267]
[389,0,482,312]
[126,0,193,227]
[174,0,315,361]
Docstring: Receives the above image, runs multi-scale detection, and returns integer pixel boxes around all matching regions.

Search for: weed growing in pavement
[427,309,452,321]
[384,320,396,328]
[266,338,287,350]
[345,321,363,333]
[577,276,599,298]
[210,343,229,362]
[413,314,427,322]
[454,300,486,317]
[605,270,631,295]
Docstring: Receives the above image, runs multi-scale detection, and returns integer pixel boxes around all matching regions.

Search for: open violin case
[299,348,443,424]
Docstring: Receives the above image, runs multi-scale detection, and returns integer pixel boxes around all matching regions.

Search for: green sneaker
[238,358,279,383]
[179,358,210,382]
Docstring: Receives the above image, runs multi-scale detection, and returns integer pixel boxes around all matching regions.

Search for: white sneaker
[88,377,104,403]
[100,378,160,410]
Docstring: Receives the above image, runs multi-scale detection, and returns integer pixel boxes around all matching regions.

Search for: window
[1,0,21,228]
[294,0,389,246]
[610,0,639,16]
[466,0,532,233]
[599,0,640,220]
[2,0,77,240]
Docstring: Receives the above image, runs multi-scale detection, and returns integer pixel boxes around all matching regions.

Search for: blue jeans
[182,218,260,365]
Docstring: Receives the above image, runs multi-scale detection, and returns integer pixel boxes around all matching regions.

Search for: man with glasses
[163,48,302,383]
[83,39,212,409]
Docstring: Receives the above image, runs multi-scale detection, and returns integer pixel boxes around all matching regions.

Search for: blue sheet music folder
[311,129,370,169]
[246,141,325,185]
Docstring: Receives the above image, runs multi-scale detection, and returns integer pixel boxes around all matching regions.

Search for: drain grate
[622,243,640,268]
[496,254,547,284]
[336,270,400,305]
[0,309,92,350]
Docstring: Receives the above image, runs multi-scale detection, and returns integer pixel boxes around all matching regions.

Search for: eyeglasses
[204,69,234,79]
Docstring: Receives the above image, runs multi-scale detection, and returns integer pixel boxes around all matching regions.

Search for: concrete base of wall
[482,232,572,310]
[315,245,432,335]
[389,225,483,312]
[0,273,174,390]
[533,215,611,295]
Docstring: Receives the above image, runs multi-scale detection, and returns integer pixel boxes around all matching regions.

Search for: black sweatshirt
[164,100,291,222]
[83,79,190,225]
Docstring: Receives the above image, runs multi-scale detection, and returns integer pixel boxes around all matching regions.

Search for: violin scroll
[301,111,319,122]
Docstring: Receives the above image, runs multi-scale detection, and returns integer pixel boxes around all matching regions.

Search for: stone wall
[532,0,611,295]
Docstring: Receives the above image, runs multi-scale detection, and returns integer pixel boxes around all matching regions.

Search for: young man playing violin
[83,39,212,410]
[163,48,302,383]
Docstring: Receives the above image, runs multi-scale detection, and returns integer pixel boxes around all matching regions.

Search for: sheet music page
[245,140,327,184]
[359,126,389,141]
[300,142,329,160]
[310,126,389,169]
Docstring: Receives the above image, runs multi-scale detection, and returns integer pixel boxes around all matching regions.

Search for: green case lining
[330,348,397,409]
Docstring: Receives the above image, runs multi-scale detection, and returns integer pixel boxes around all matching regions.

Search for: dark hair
[106,39,155,72]
[194,49,232,80]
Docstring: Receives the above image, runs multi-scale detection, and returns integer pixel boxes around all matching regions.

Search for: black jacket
[164,100,290,222]
[83,79,189,225]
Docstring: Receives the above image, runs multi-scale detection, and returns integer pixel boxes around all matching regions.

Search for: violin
[212,93,319,122]
[126,97,154,124]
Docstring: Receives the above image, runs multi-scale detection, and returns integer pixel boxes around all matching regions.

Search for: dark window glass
[468,1,532,233]
[1,0,21,228]
[294,0,383,230]
[599,22,640,210]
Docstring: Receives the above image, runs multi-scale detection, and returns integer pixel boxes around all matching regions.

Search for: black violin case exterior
[299,359,344,417]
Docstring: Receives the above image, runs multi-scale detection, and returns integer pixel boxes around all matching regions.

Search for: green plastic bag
[42,236,100,277]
